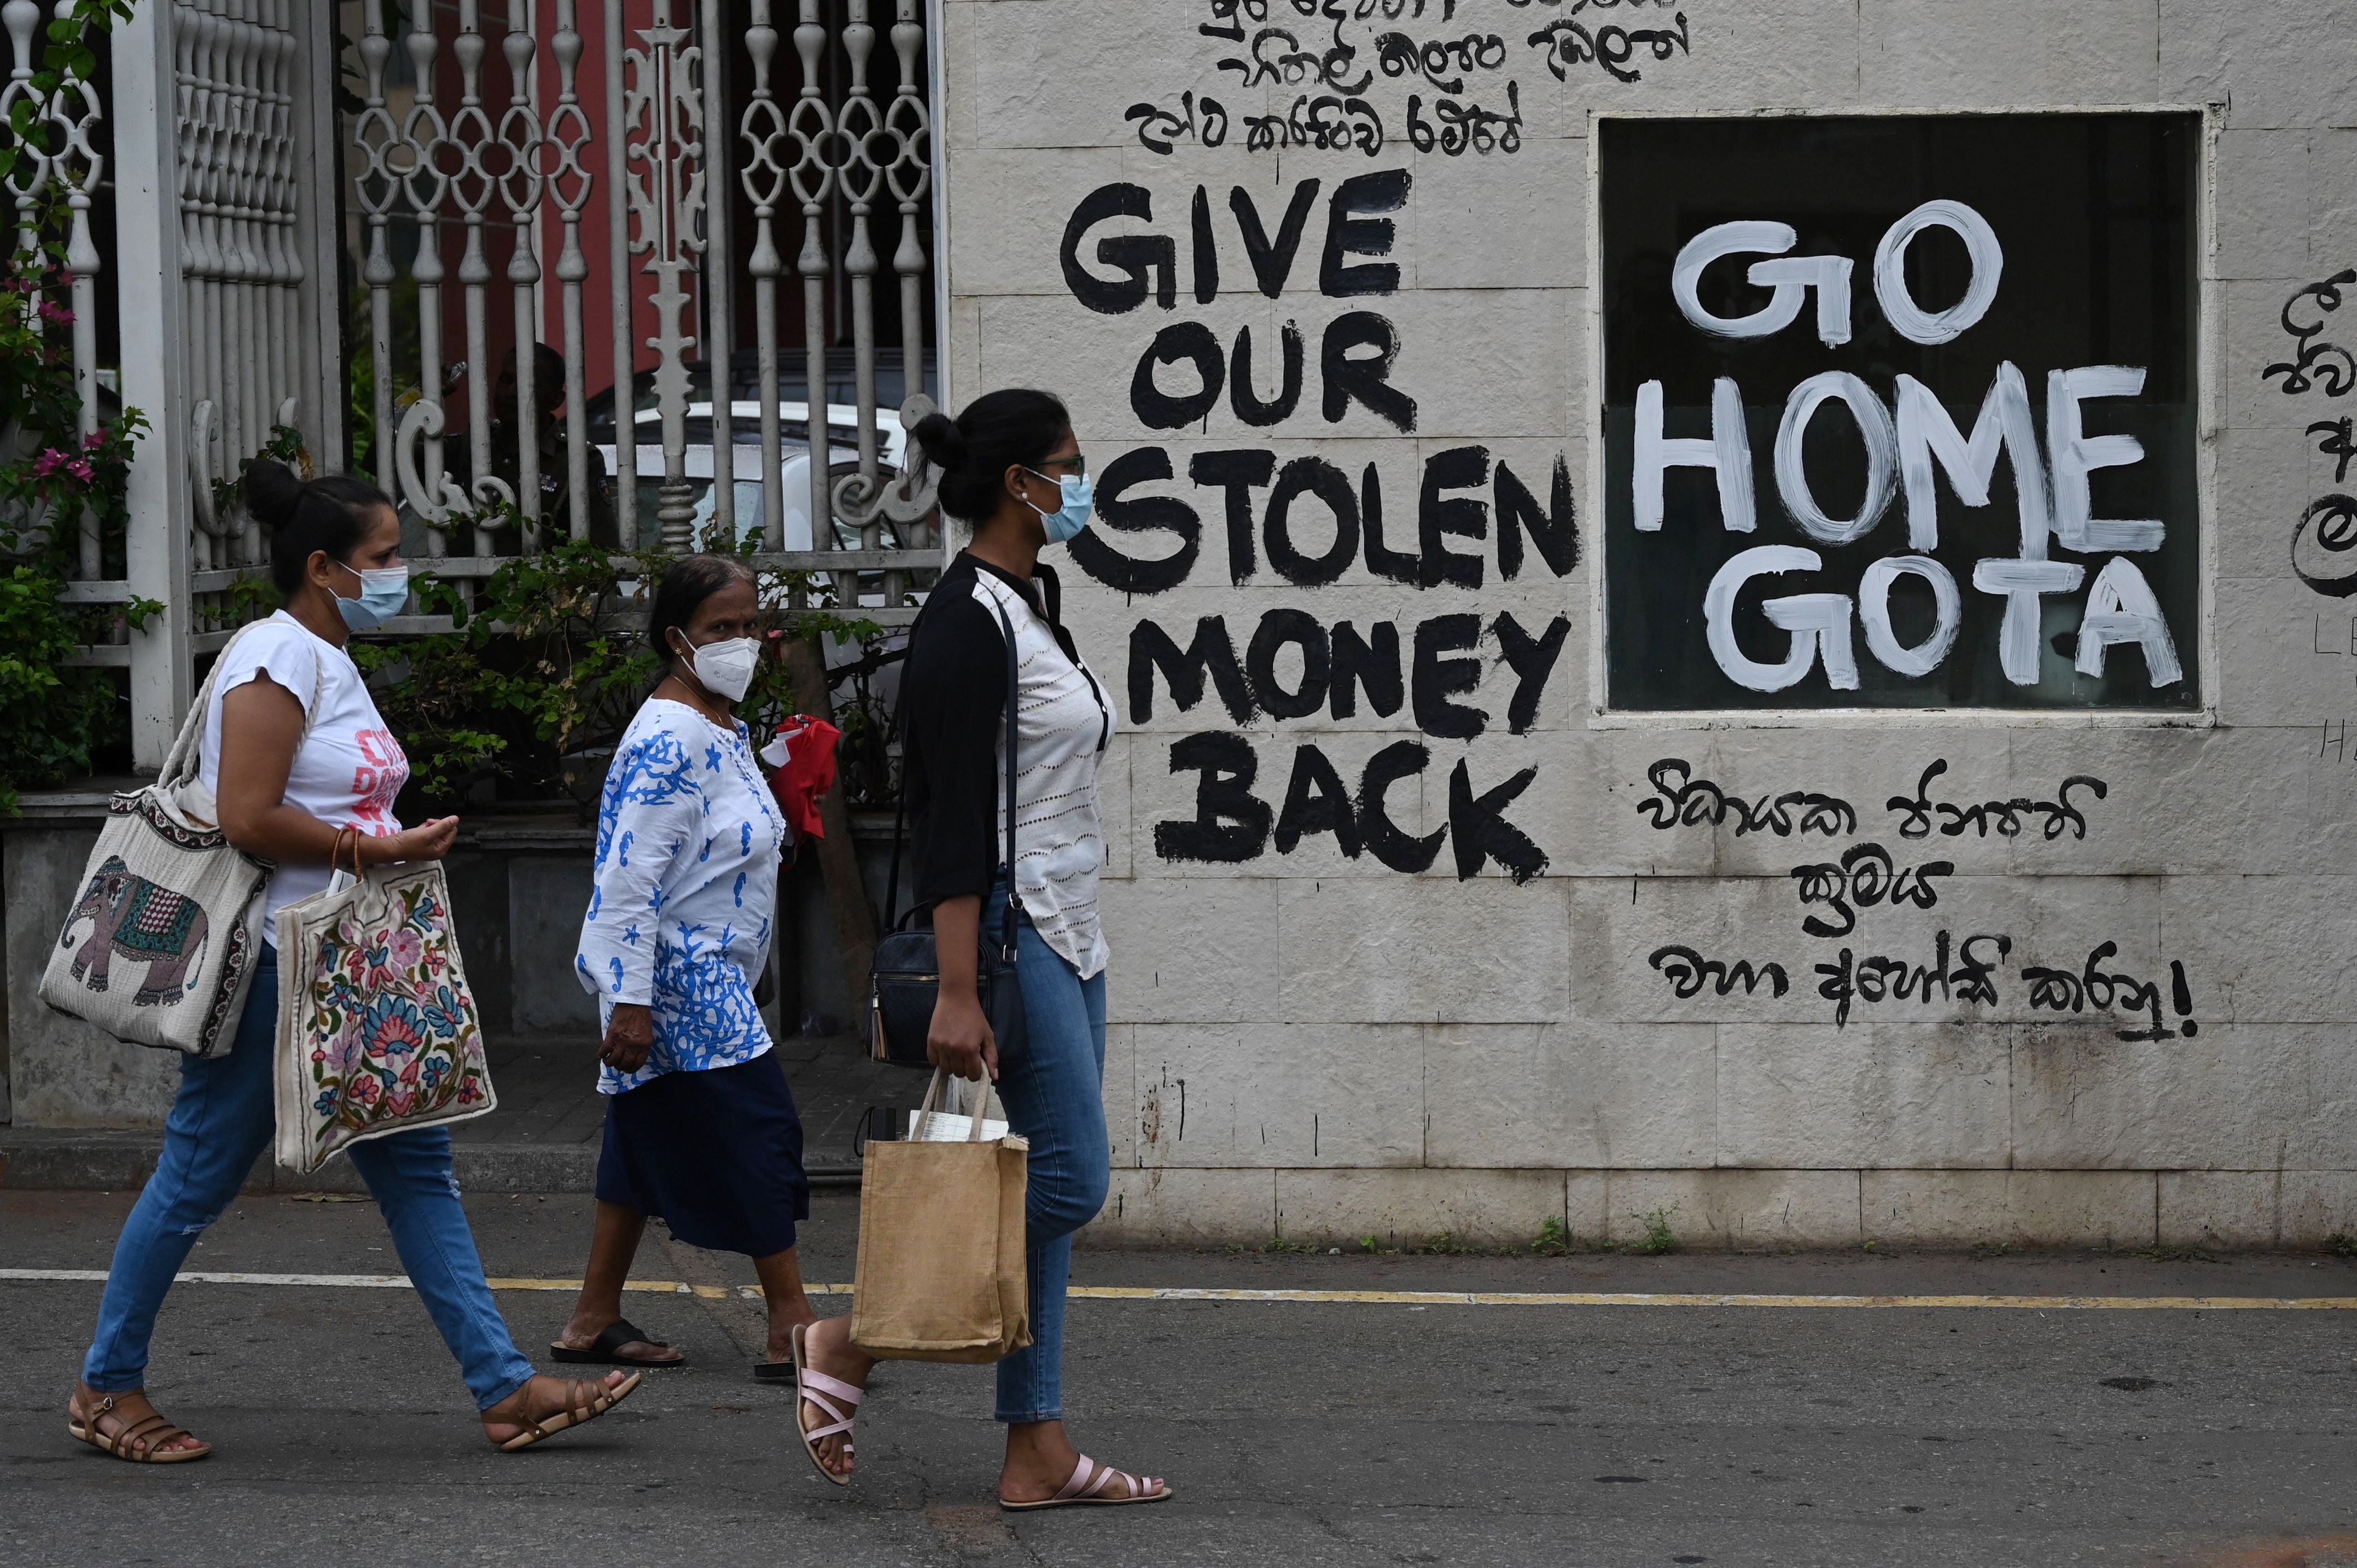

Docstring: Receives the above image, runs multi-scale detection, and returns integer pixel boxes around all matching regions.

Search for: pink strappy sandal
[789,1321,863,1487]
[1000,1453,1172,1511]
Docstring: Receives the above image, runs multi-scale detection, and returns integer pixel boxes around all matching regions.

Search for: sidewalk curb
[0,1129,862,1194]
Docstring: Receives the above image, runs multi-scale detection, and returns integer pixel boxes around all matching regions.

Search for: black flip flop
[752,1360,795,1385]
[549,1318,686,1368]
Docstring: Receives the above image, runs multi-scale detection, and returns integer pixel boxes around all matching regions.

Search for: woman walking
[558,554,819,1377]
[791,389,1169,1509]
[67,463,637,1462]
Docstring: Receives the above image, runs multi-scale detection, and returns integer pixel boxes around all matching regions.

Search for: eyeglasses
[1031,452,1086,479]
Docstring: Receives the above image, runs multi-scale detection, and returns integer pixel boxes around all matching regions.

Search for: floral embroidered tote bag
[272,860,496,1173]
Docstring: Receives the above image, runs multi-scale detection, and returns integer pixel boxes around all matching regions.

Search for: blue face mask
[334,562,412,632]
[1023,469,1093,544]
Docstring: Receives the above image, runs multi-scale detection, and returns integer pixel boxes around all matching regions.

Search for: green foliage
[359,534,886,808]
[0,186,148,812]
[2326,1232,2357,1259]
[0,0,138,190]
[1629,1204,1680,1256]
[1532,1215,1572,1256]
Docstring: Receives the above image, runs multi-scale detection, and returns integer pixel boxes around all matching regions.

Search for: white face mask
[676,633,760,703]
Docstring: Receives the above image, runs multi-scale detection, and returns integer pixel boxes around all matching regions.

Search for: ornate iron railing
[353,0,943,617]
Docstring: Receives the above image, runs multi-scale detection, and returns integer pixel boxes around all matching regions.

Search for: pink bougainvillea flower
[38,300,71,324]
[31,448,67,478]
[65,459,92,483]
[82,429,104,448]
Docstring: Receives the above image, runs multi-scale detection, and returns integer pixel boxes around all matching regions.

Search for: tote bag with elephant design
[39,621,319,1056]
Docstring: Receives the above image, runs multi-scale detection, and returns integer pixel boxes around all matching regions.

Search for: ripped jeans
[80,948,537,1410]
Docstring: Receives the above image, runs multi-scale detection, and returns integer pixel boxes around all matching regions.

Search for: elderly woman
[557,553,817,1378]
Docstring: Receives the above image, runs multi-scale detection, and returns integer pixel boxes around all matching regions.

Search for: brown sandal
[67,1393,212,1464]
[488,1371,643,1453]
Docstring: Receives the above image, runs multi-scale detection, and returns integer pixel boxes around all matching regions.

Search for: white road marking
[4,1268,2354,1309]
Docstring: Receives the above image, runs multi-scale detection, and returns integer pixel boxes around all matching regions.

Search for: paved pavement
[5,1186,2356,1567]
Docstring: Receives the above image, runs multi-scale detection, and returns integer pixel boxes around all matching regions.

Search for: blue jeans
[81,949,537,1411]
[990,895,1110,1424]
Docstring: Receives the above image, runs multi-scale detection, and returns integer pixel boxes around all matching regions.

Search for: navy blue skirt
[595,1052,810,1257]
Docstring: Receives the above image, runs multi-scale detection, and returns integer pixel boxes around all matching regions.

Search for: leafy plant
[1533,1215,1572,1256]
[2326,1232,2357,1259]
[1629,1204,1680,1256]
[0,112,150,812]
[359,534,888,809]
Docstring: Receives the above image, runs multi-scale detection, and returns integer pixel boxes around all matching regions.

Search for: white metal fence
[3,0,944,770]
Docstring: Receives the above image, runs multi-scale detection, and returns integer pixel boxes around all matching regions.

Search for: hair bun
[242,458,305,530]
[912,410,968,471]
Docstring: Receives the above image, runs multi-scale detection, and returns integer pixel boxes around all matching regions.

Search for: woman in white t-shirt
[68,462,638,1464]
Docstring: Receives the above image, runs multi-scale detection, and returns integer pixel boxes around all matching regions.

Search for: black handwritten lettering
[1450,759,1548,883]
[1492,613,1571,734]
[1264,456,1361,586]
[1230,322,1305,425]
[2292,493,2357,598]
[1419,445,1488,589]
[1406,81,1523,156]
[1130,617,1256,724]
[1321,310,1418,430]
[1130,320,1226,428]
[1361,461,1418,584]
[1122,92,1231,157]
[1359,739,1446,871]
[1319,170,1411,296]
[1230,179,1322,297]
[2312,417,2356,484]
[1330,620,1405,719]
[2264,270,2357,397]
[1244,94,1386,158]
[1649,945,1790,1000]
[1065,446,1199,596]
[1787,842,1954,939]
[1189,448,1277,584]
[1274,742,1363,855]
[1156,732,1272,862]
[1247,608,1331,719]
[1495,454,1579,580]
[1883,759,2110,841]
[1411,613,1487,739]
[2021,940,2187,1041]
[1061,184,1174,313]
[1636,759,1859,838]
[1373,30,1507,94]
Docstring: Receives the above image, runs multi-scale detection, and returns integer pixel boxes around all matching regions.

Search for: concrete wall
[940,0,2357,1248]
[0,806,908,1128]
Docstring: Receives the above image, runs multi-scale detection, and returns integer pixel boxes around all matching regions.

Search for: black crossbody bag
[867,592,1025,1069]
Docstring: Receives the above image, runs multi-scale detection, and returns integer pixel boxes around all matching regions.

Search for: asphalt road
[4,1187,2355,1568]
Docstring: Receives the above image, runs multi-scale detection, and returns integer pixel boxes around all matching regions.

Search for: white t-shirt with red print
[197,610,411,945]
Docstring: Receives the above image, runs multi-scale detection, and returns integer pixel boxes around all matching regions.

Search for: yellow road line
[5,1268,2354,1309]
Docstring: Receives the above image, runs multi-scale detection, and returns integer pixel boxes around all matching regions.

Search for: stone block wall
[939,0,2357,1248]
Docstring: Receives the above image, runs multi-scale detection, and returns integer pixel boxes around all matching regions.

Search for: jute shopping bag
[850,1070,1032,1363]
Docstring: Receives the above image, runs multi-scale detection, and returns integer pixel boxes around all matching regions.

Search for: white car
[595,401,911,551]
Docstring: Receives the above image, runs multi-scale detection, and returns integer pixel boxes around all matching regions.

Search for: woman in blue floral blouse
[557,554,816,1377]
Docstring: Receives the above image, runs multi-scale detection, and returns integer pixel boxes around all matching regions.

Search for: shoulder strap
[877,578,1022,963]
[987,590,1021,967]
[158,615,333,789]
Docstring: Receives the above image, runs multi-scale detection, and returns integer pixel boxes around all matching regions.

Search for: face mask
[334,563,411,632]
[677,633,760,703]
[1023,470,1093,544]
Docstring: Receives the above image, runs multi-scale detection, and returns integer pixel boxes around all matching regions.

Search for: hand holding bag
[272,838,497,1173]
[39,620,320,1057]
[849,1068,1032,1363]
[868,591,1026,1068]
